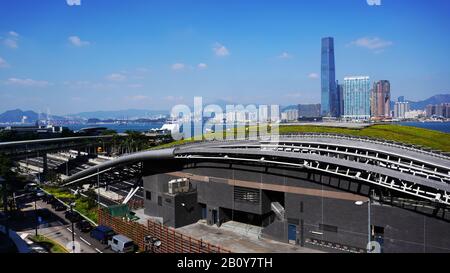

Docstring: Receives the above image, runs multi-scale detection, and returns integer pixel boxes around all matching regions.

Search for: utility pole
[1,177,9,236]
[97,168,100,208]
[34,197,38,236]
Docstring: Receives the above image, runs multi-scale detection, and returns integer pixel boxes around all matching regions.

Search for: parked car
[75,220,93,233]
[108,235,135,253]
[90,225,116,244]
[35,190,46,199]
[64,211,82,223]
[24,183,38,192]
[43,194,54,203]
[53,202,67,212]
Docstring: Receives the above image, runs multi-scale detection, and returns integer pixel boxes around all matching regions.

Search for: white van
[108,235,135,253]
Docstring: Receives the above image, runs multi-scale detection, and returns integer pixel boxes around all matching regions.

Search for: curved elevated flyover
[0,135,115,159]
[63,134,450,206]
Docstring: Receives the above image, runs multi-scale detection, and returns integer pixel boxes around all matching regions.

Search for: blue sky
[0,0,449,115]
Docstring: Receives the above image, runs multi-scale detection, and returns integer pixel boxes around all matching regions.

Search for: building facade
[426,103,450,118]
[337,82,344,117]
[371,80,391,119]
[281,109,299,122]
[142,155,450,253]
[297,104,321,118]
[321,37,339,117]
[394,102,410,119]
[343,76,371,120]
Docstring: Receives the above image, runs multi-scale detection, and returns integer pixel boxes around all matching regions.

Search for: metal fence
[98,209,231,253]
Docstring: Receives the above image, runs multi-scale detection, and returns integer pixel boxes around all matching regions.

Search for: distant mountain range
[0,109,168,123]
[0,94,448,123]
[67,109,169,120]
[0,109,65,123]
[407,94,450,110]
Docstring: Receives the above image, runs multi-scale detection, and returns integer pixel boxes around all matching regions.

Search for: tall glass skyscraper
[321,37,338,117]
[343,76,371,120]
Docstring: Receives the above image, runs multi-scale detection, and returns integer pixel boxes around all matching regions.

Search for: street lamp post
[355,189,374,253]
[70,202,76,253]
[0,177,9,236]
[35,197,38,236]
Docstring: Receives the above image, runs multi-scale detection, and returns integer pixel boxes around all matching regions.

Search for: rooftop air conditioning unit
[168,178,190,194]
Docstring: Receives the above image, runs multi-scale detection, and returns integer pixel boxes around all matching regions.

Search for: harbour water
[66,121,450,134]
[398,121,450,133]
[66,123,164,133]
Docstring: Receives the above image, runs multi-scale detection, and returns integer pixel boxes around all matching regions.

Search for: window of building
[319,223,338,233]
[158,196,162,206]
[234,186,260,204]
[145,191,152,201]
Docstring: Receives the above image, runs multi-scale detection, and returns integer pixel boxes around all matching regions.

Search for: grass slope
[152,124,450,152]
[30,235,68,253]
[279,124,450,152]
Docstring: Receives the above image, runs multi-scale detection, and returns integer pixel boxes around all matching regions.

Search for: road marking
[95,248,103,253]
[66,228,76,235]
[79,237,92,246]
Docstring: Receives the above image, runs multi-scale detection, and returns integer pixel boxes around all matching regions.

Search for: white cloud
[197,63,208,70]
[308,73,319,79]
[349,37,393,51]
[213,42,230,57]
[128,84,143,89]
[278,52,293,59]
[3,31,19,49]
[66,0,81,6]
[68,36,90,47]
[172,63,186,71]
[8,31,19,37]
[5,78,50,87]
[165,96,184,101]
[0,57,9,68]
[106,73,126,82]
[135,67,150,73]
[126,95,150,101]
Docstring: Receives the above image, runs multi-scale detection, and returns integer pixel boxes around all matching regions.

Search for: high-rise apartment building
[343,76,371,120]
[370,80,391,119]
[321,37,339,117]
[394,102,410,119]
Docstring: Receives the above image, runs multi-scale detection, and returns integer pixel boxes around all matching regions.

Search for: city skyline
[0,0,450,115]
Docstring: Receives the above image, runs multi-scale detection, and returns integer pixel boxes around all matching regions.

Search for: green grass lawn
[279,124,450,152]
[29,235,68,253]
[151,124,450,152]
[42,186,99,223]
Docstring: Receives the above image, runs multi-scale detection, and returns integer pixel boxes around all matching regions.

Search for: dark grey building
[297,104,321,118]
[336,81,344,117]
[321,37,339,117]
[64,135,450,253]
[140,137,450,253]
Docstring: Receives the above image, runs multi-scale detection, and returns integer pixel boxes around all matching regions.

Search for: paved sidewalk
[177,221,323,253]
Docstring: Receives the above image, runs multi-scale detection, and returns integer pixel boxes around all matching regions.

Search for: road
[15,198,114,253]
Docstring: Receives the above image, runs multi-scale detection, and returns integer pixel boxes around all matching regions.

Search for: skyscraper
[321,37,338,117]
[343,76,371,120]
[371,80,391,119]
[336,80,344,117]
